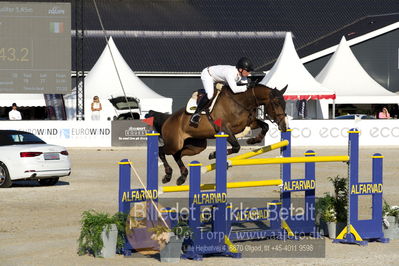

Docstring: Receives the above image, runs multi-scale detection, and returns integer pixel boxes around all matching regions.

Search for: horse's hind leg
[159,146,173,184]
[174,139,207,186]
[173,151,189,186]
[247,119,269,145]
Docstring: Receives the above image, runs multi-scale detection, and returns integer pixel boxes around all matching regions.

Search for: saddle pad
[185,90,221,114]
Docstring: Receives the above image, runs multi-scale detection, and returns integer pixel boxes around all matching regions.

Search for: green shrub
[317,175,348,223]
[78,210,127,257]
[328,175,348,223]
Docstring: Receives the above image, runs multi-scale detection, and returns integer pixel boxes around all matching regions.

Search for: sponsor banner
[0,119,397,147]
[0,121,111,147]
[111,120,152,146]
[263,119,399,146]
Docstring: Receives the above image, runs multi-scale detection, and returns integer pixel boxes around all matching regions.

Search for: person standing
[91,96,102,120]
[378,107,391,119]
[189,57,254,127]
[8,103,22,120]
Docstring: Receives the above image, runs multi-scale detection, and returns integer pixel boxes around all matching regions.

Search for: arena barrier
[118,128,388,258]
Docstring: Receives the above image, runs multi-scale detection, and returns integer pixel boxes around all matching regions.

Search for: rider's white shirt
[201,65,247,98]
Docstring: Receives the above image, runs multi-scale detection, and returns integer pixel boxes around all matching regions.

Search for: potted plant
[320,195,338,238]
[316,193,336,237]
[78,210,127,258]
[148,220,191,263]
[383,200,399,240]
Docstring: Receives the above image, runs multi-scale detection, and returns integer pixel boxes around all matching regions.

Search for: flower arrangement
[323,204,337,222]
[383,200,399,228]
[383,200,399,218]
[148,219,192,250]
[148,224,171,250]
[317,193,337,222]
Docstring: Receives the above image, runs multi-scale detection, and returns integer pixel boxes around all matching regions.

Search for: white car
[0,130,71,188]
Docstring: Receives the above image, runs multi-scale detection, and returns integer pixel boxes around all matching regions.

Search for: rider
[189,57,254,127]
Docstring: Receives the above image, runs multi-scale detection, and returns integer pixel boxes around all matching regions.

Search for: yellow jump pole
[228,155,349,166]
[230,140,289,161]
[161,179,283,193]
[203,140,289,173]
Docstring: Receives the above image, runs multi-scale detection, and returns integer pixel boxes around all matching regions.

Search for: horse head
[263,85,288,132]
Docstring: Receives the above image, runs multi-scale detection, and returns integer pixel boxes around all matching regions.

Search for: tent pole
[332,99,336,119]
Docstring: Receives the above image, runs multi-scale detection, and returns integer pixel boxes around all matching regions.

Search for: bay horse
[148,84,288,186]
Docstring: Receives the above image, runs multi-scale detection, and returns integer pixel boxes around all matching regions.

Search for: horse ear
[280,85,288,94]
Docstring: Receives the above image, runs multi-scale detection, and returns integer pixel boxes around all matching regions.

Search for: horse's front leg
[159,146,173,184]
[208,127,240,160]
[172,151,189,186]
[246,119,269,145]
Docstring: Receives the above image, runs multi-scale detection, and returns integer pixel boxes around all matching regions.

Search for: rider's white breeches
[201,68,215,99]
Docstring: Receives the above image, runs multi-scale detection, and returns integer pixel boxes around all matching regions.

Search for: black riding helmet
[236,57,254,72]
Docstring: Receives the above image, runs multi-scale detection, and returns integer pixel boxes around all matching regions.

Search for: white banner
[263,120,399,146]
[0,121,111,147]
[0,120,397,147]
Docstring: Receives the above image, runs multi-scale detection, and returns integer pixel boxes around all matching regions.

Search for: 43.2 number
[0,47,30,62]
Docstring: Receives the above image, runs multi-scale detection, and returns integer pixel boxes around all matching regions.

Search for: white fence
[0,120,397,147]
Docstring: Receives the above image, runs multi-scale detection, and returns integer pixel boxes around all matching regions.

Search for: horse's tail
[146,110,171,135]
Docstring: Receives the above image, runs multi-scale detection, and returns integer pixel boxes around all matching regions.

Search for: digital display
[0,2,71,94]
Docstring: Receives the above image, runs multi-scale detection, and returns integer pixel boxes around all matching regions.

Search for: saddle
[185,83,223,114]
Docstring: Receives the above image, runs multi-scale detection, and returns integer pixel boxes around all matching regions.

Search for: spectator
[91,96,102,120]
[9,103,22,120]
[378,107,391,119]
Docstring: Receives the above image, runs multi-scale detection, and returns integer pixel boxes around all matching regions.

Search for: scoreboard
[0,2,71,94]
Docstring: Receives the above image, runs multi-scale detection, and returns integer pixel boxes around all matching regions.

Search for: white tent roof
[260,32,335,100]
[316,37,399,104]
[83,37,172,114]
[0,94,45,107]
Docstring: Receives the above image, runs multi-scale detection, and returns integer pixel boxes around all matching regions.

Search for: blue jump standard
[118,128,389,259]
[333,129,389,245]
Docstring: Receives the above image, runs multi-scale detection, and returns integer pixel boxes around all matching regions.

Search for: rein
[206,86,259,133]
[228,86,261,113]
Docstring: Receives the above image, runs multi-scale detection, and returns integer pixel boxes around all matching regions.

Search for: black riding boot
[189,95,210,128]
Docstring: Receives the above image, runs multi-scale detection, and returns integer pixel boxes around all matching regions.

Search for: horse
[148,84,288,186]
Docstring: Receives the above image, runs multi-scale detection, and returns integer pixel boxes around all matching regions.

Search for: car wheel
[38,177,59,186]
[0,162,12,188]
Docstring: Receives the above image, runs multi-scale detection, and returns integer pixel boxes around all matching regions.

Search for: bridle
[224,86,286,126]
[252,87,286,126]
[265,109,286,126]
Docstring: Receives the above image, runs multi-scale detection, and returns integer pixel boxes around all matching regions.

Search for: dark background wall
[140,77,202,112]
